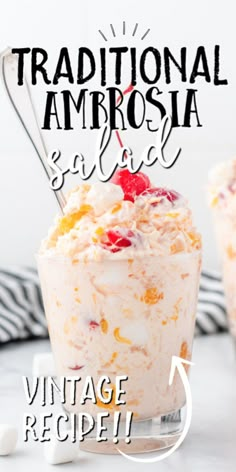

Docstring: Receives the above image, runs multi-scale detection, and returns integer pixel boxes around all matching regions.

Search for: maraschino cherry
[102,229,134,253]
[111,169,151,202]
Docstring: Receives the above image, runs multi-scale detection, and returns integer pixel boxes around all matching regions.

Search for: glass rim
[36,248,201,263]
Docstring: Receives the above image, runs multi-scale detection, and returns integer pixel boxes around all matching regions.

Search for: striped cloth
[0,267,228,343]
[0,267,47,343]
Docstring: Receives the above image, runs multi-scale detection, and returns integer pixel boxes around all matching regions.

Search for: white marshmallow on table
[32,352,56,377]
[0,424,18,456]
[44,433,79,465]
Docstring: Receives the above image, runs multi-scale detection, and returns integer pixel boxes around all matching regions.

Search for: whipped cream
[40,179,201,260]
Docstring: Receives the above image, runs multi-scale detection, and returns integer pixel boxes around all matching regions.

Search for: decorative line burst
[98,22,150,41]
[110,24,116,37]
[98,30,108,42]
[141,28,150,40]
[132,23,138,37]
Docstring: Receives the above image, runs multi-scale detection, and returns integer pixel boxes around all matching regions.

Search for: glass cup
[37,250,201,454]
[211,208,236,341]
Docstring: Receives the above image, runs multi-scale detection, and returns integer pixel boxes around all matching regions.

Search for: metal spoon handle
[0,47,65,212]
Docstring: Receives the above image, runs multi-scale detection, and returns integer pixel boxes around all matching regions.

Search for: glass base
[77,409,183,455]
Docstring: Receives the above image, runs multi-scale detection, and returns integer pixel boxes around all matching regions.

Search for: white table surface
[1,334,236,472]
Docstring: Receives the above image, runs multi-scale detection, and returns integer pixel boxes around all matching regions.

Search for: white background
[0,0,235,269]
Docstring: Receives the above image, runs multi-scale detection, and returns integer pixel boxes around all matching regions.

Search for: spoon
[0,47,66,213]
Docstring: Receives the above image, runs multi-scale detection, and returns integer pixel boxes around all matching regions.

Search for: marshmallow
[32,352,56,377]
[44,434,79,465]
[122,321,148,345]
[0,424,18,456]
[86,182,124,216]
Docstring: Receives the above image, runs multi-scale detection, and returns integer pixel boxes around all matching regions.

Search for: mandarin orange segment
[72,258,79,264]
[180,341,188,359]
[102,351,117,368]
[142,288,164,305]
[110,352,117,362]
[227,244,236,259]
[96,384,118,410]
[114,327,132,345]
[100,318,108,334]
[181,273,189,280]
[187,232,202,249]
[58,204,92,235]
[111,202,122,214]
[179,341,191,372]
[210,195,219,207]
[95,226,104,236]
[166,212,180,218]
[82,184,91,192]
[170,240,184,254]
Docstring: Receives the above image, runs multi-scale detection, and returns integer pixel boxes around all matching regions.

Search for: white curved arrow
[117,356,194,463]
